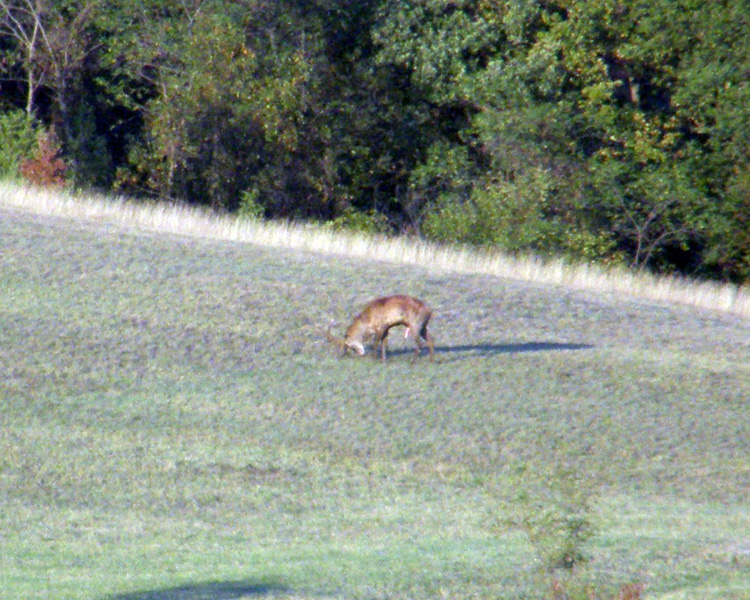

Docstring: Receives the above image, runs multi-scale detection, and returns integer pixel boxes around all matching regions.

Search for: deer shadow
[437,341,594,355]
[385,341,593,361]
[105,580,289,600]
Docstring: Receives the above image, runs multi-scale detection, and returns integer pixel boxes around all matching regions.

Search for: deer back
[358,295,430,331]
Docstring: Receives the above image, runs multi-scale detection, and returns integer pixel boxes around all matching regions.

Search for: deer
[326,295,435,364]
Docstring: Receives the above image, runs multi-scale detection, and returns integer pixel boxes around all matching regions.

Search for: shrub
[326,206,392,235]
[238,187,265,220]
[0,110,39,179]
[494,460,644,599]
[20,129,68,187]
[421,166,560,253]
[499,461,599,573]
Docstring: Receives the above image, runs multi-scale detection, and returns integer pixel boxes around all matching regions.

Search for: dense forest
[1,0,749,281]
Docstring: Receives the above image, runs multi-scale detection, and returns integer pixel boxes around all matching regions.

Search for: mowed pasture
[1,197,750,599]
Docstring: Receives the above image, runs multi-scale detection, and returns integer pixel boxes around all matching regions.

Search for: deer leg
[411,335,424,364]
[373,328,388,362]
[416,322,435,363]
[424,331,435,362]
[379,328,391,363]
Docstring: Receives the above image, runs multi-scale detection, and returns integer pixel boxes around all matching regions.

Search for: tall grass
[2,180,748,319]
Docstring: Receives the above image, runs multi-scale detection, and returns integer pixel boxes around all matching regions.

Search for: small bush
[420,167,625,265]
[421,166,559,253]
[494,460,645,599]
[20,129,68,187]
[0,110,39,179]
[326,206,391,235]
[505,462,599,573]
[238,187,265,220]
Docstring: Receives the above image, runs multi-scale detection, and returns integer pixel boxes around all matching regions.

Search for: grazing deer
[326,295,435,364]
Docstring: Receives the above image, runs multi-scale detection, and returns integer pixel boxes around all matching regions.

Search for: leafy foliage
[1,0,750,279]
[19,129,67,187]
[0,109,38,179]
[500,460,600,574]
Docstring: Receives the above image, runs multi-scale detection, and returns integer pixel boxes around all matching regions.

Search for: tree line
[2,0,749,281]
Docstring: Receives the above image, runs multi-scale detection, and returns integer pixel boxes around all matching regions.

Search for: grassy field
[1,187,750,599]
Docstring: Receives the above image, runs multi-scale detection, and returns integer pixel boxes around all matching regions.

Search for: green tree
[2,0,748,281]
[1,0,116,187]
[371,0,501,231]
[101,0,325,211]
[0,109,38,178]
[666,0,750,280]
[375,0,749,274]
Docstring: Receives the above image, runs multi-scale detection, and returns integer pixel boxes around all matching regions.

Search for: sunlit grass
[2,180,748,319]
[2,180,750,599]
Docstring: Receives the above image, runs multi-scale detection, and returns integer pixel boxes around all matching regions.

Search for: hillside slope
[1,202,749,599]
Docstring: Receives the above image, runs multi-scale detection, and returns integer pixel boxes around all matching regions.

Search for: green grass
[1,186,750,599]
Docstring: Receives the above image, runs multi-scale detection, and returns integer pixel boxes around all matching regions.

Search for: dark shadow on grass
[383,341,593,361]
[106,580,289,600]
[437,342,594,355]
